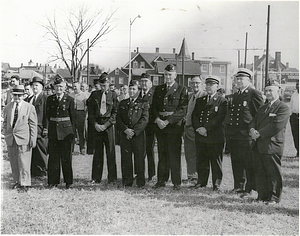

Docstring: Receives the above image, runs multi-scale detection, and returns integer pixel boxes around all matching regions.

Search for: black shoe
[152,182,165,189]
[108,180,116,185]
[18,186,28,193]
[124,183,132,187]
[66,184,72,189]
[12,182,20,189]
[213,186,220,192]
[47,184,58,189]
[138,185,145,189]
[173,185,181,191]
[148,176,153,181]
[193,183,206,189]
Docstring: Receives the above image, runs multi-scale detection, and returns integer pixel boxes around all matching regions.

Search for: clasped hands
[94,123,106,132]
[250,128,260,140]
[124,128,134,139]
[196,127,207,136]
[155,118,169,130]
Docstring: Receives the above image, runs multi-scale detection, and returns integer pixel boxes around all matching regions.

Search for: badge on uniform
[243,101,247,106]
[215,106,218,112]
[269,113,276,117]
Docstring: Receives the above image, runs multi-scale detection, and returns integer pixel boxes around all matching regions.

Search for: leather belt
[159,111,174,117]
[76,110,85,111]
[50,117,70,122]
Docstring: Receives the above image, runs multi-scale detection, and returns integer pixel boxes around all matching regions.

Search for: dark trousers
[145,127,156,178]
[290,113,299,155]
[195,142,224,188]
[48,138,73,185]
[31,137,48,177]
[253,145,282,202]
[86,120,95,155]
[92,128,117,182]
[75,110,86,150]
[120,132,145,187]
[227,139,255,192]
[156,132,182,186]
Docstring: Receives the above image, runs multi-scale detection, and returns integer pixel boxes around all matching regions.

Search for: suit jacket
[249,99,290,155]
[31,92,48,138]
[46,93,75,140]
[192,94,228,143]
[224,86,264,140]
[3,101,38,147]
[117,97,149,137]
[152,82,188,133]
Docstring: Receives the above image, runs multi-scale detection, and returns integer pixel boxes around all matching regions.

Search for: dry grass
[1,121,298,235]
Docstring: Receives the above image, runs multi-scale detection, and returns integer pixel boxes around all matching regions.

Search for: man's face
[32,82,43,95]
[205,82,218,95]
[140,79,151,91]
[265,86,279,101]
[236,76,250,90]
[100,81,110,91]
[73,83,80,93]
[81,84,87,92]
[164,71,176,84]
[109,85,115,91]
[123,86,128,94]
[13,94,24,103]
[129,85,139,98]
[191,78,202,93]
[10,78,19,86]
[54,82,66,95]
[94,83,101,91]
[24,86,32,96]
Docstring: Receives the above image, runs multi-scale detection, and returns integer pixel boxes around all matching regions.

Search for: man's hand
[196,127,207,136]
[250,128,260,140]
[42,128,48,138]
[29,139,36,148]
[124,128,134,139]
[94,123,106,132]
[156,118,168,129]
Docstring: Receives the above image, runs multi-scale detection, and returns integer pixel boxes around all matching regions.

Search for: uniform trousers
[75,110,86,150]
[156,131,182,186]
[195,142,224,188]
[48,138,73,185]
[290,113,299,156]
[227,138,255,192]
[184,126,197,176]
[145,126,156,179]
[8,139,32,186]
[31,136,48,176]
[86,119,95,154]
[120,132,145,187]
[253,144,282,202]
[92,127,117,182]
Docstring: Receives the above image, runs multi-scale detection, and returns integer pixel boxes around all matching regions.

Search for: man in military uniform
[191,76,227,191]
[152,64,188,190]
[46,75,75,189]
[139,73,156,181]
[88,72,118,184]
[117,80,149,188]
[224,68,264,196]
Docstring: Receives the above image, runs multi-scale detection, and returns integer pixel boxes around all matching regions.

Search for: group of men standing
[2,64,295,204]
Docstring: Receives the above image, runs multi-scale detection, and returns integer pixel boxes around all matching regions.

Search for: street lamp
[128,15,141,83]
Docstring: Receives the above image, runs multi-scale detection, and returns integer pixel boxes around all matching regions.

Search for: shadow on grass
[282,172,299,188]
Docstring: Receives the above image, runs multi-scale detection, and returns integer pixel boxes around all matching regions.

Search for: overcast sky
[1,0,299,72]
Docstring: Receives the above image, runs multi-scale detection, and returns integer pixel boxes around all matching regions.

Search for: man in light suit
[249,81,290,204]
[3,85,38,192]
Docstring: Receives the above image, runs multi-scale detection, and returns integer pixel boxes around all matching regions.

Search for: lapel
[14,102,27,128]
[257,99,280,126]
[205,94,217,107]
[34,93,43,106]
[165,82,178,97]
[7,102,14,129]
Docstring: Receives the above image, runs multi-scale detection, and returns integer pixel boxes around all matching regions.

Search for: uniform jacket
[140,87,155,124]
[152,82,188,133]
[46,93,75,140]
[192,94,227,143]
[249,99,290,155]
[87,90,118,130]
[3,101,38,147]
[117,97,149,137]
[224,86,264,140]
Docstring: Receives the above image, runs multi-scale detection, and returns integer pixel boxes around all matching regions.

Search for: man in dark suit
[224,68,264,196]
[152,64,188,190]
[192,75,227,191]
[29,76,48,177]
[117,80,149,188]
[46,75,75,189]
[139,73,156,181]
[88,72,118,184]
[249,81,290,204]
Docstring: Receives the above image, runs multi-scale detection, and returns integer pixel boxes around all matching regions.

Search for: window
[115,69,119,75]
[140,62,145,68]
[201,64,208,72]
[119,77,124,85]
[153,76,159,85]
[110,77,115,84]
[133,61,138,69]
[220,65,226,73]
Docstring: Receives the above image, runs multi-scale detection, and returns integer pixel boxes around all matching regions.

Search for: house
[3,68,43,84]
[107,68,128,88]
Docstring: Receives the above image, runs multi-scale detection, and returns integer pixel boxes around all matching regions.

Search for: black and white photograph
[1,0,299,234]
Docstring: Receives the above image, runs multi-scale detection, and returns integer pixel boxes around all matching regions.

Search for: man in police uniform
[139,73,156,181]
[117,80,149,187]
[224,68,264,196]
[46,75,75,189]
[191,75,227,191]
[88,72,118,184]
[152,64,188,190]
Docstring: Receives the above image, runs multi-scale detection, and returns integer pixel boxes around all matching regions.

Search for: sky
[1,0,299,72]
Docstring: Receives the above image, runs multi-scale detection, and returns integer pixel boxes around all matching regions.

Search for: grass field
[1,121,299,235]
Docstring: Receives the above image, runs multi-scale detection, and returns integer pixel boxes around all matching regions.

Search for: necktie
[12,103,19,129]
[264,102,272,113]
[57,96,61,102]
[32,96,36,105]
[207,95,211,103]
[237,90,242,95]
[100,92,107,115]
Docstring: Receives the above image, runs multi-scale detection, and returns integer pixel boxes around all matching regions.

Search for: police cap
[236,68,253,78]
[205,75,220,84]
[99,72,109,83]
[53,74,65,85]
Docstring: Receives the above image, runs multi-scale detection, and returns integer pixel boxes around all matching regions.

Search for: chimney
[275,52,281,71]
[173,48,176,54]
[254,55,259,70]
[192,52,195,60]
[286,62,289,69]
[36,63,38,67]
[155,47,159,53]
[175,53,178,60]
[21,63,23,67]
[136,47,139,53]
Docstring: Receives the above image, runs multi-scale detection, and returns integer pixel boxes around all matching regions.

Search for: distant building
[107,68,128,88]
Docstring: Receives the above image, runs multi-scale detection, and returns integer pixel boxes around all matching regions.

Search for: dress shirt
[74,91,87,110]
[290,91,299,114]
[11,100,23,127]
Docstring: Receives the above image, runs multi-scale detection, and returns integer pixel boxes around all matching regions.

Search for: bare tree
[43,5,116,81]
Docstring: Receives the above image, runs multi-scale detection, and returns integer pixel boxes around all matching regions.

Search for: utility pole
[87,39,89,84]
[237,50,240,68]
[244,32,248,68]
[265,5,271,87]
[182,38,185,85]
